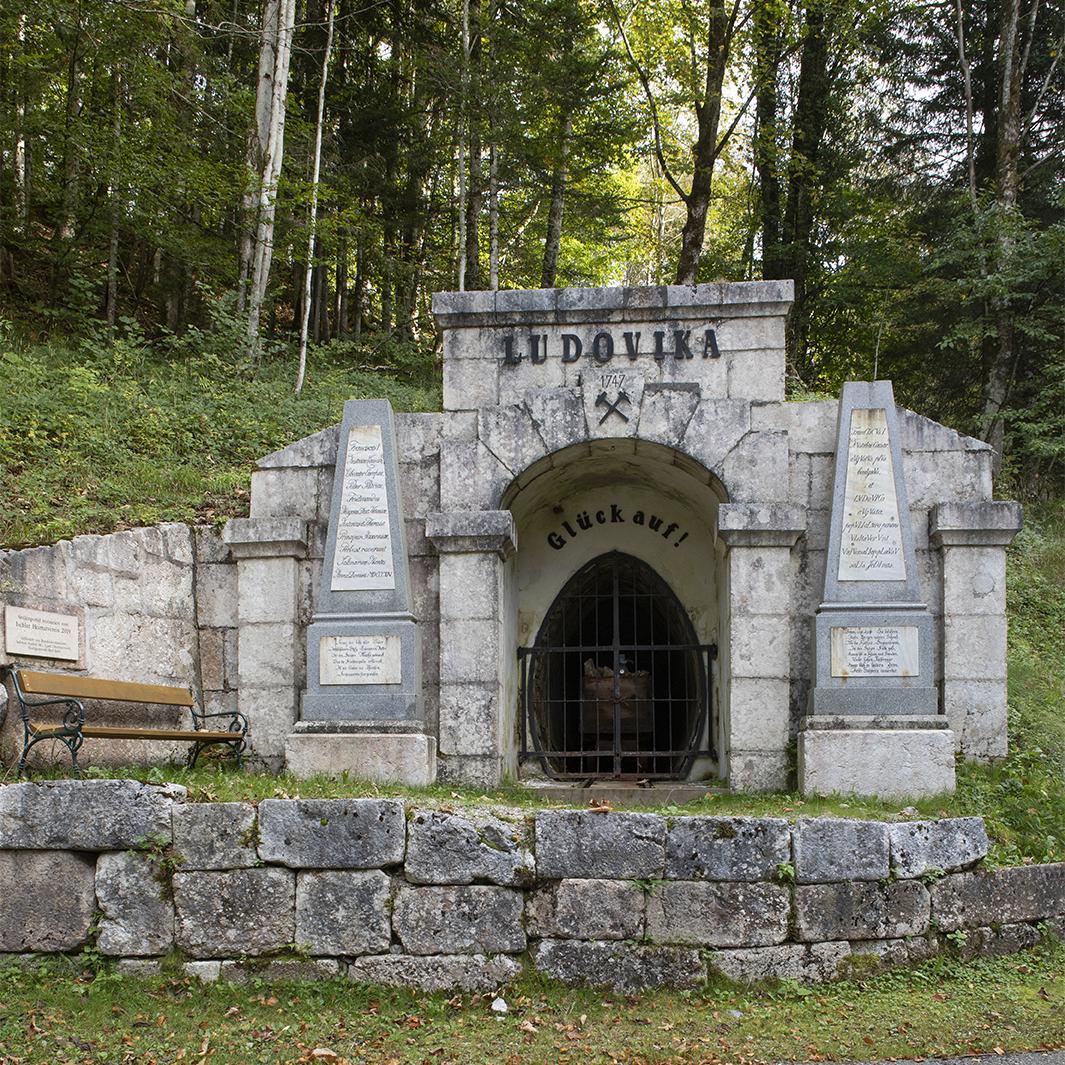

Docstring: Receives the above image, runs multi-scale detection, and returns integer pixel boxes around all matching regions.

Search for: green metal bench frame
[3,667,248,776]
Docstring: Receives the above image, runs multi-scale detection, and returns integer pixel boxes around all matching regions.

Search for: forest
[0,0,1063,505]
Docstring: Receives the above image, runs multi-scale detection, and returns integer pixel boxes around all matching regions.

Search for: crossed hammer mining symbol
[595,390,631,424]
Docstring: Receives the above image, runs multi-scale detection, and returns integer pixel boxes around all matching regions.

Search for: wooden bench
[3,668,248,776]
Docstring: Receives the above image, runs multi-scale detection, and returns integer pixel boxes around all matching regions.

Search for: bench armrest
[4,667,85,729]
[191,707,249,736]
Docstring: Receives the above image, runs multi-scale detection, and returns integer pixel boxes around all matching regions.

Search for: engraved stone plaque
[330,425,396,592]
[319,634,402,686]
[830,625,918,678]
[4,605,80,661]
[837,408,906,581]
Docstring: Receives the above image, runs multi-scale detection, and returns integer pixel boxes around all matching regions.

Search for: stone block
[728,750,790,793]
[930,864,1065,931]
[943,547,1006,615]
[405,809,534,886]
[535,811,665,879]
[636,385,701,447]
[393,885,525,955]
[793,818,890,883]
[349,953,522,993]
[257,799,406,868]
[295,870,391,956]
[681,399,750,471]
[116,959,164,978]
[943,614,1007,681]
[795,880,931,941]
[728,551,792,615]
[241,685,298,760]
[237,622,298,687]
[726,680,792,750]
[727,349,785,403]
[0,851,96,952]
[708,942,851,985]
[728,613,790,679]
[888,817,989,879]
[198,628,225,691]
[665,817,791,881]
[236,557,299,624]
[0,780,184,850]
[220,959,341,984]
[171,802,258,870]
[194,526,231,564]
[478,403,548,475]
[722,431,790,503]
[438,684,498,756]
[524,388,587,453]
[173,868,294,958]
[96,851,174,956]
[645,881,790,947]
[285,731,437,786]
[250,467,319,519]
[438,553,500,621]
[526,879,646,940]
[439,618,500,684]
[437,753,504,789]
[943,679,1008,760]
[798,728,957,801]
[752,400,837,453]
[533,940,704,992]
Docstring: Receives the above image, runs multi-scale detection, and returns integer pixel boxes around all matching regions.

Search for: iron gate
[519,551,716,781]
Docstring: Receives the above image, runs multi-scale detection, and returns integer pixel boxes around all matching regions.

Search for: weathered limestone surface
[793,818,890,883]
[172,802,258,870]
[708,942,850,985]
[295,870,392,956]
[405,809,534,886]
[534,940,704,992]
[257,799,406,868]
[888,817,989,879]
[931,864,1065,931]
[795,880,931,941]
[0,850,96,952]
[350,953,522,993]
[665,817,791,881]
[393,885,525,955]
[526,879,646,940]
[96,851,174,956]
[0,780,184,850]
[173,868,295,957]
[220,959,342,984]
[645,881,791,947]
[535,811,665,879]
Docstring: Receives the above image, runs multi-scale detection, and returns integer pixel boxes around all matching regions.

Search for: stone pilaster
[427,511,516,788]
[717,503,806,792]
[931,501,1022,760]
[222,517,307,767]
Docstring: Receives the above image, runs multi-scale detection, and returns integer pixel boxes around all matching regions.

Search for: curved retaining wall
[1,781,1063,992]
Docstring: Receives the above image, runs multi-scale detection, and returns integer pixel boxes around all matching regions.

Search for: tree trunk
[13,12,28,235]
[487,0,499,289]
[540,111,573,289]
[753,0,784,279]
[782,0,831,380]
[674,0,729,285]
[246,0,297,360]
[464,0,483,289]
[105,73,123,332]
[456,0,469,290]
[979,0,1025,463]
[297,0,336,393]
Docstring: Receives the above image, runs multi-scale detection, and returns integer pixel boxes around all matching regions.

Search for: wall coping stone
[222,517,308,559]
[717,503,806,547]
[930,501,1023,547]
[432,281,795,328]
[426,511,517,557]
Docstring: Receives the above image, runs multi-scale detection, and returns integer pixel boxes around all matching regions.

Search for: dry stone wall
[1,781,1063,992]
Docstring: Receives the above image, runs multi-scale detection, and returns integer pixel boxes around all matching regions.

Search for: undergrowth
[0,325,440,548]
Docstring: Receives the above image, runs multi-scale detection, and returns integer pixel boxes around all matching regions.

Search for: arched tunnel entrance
[521,550,714,779]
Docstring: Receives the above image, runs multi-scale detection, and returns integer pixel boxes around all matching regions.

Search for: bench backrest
[14,670,194,707]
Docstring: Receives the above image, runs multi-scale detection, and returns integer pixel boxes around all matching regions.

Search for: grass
[0,943,1063,1063]
[0,334,440,548]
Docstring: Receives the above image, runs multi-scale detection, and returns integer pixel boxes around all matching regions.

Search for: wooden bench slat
[31,725,238,742]
[16,670,194,707]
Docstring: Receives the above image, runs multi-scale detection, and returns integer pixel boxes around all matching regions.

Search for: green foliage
[0,335,438,548]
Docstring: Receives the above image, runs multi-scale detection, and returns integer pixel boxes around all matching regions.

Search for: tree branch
[606,0,690,204]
